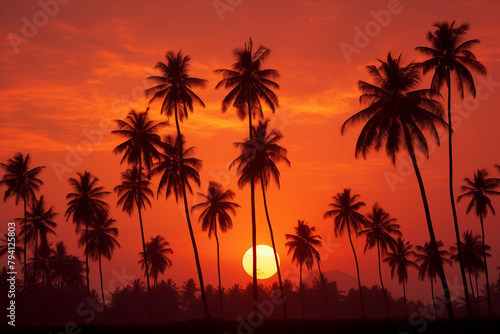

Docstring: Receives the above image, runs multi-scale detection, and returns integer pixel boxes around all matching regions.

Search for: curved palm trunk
[447,80,472,318]
[469,271,478,316]
[174,106,211,319]
[479,214,491,316]
[299,262,305,319]
[137,159,152,323]
[316,258,332,318]
[403,280,408,318]
[247,96,258,317]
[98,253,107,322]
[214,225,224,319]
[346,223,365,318]
[430,280,437,318]
[402,123,454,320]
[260,178,287,319]
[377,242,390,317]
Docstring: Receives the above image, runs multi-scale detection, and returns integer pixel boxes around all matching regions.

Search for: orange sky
[1,0,500,303]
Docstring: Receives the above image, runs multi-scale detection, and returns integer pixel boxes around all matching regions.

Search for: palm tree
[146,50,210,319]
[341,52,455,319]
[285,220,322,319]
[113,165,156,321]
[359,203,401,317]
[0,233,24,266]
[384,237,418,318]
[215,38,280,315]
[180,278,200,311]
[191,181,239,319]
[22,195,57,285]
[312,248,333,318]
[324,189,366,317]
[79,208,120,321]
[48,241,69,288]
[415,241,451,317]
[0,152,44,286]
[65,171,110,296]
[230,119,290,318]
[458,169,499,315]
[416,21,487,317]
[451,231,491,316]
[138,235,173,290]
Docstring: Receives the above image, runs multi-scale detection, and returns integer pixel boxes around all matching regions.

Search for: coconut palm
[21,195,57,285]
[285,220,322,319]
[341,52,455,319]
[230,119,290,318]
[312,248,333,318]
[0,152,44,286]
[48,241,85,289]
[180,278,200,311]
[79,208,120,321]
[324,189,366,317]
[138,235,173,290]
[384,237,418,318]
[215,38,280,315]
[458,169,499,316]
[145,50,210,318]
[65,171,110,296]
[416,21,487,317]
[451,231,491,316]
[191,181,239,319]
[359,203,401,317]
[415,241,451,317]
[0,233,24,266]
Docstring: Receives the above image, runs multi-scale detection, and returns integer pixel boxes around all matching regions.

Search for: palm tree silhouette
[415,240,451,317]
[138,235,173,291]
[451,231,491,316]
[230,119,290,318]
[191,181,239,319]
[48,241,85,289]
[416,21,487,317]
[65,171,109,296]
[0,233,24,265]
[22,195,57,285]
[359,203,401,317]
[341,52,455,319]
[79,208,120,321]
[285,220,322,319]
[112,108,166,322]
[0,152,44,287]
[146,50,210,319]
[458,169,499,315]
[324,188,366,317]
[215,38,280,316]
[384,237,418,318]
[180,278,200,311]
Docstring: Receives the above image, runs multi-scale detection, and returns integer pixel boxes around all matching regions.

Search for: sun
[242,245,280,279]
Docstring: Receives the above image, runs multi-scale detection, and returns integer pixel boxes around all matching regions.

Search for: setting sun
[242,245,280,279]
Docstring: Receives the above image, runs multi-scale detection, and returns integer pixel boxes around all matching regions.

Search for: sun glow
[242,245,280,279]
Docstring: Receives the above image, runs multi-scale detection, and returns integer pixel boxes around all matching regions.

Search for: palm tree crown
[384,238,418,285]
[139,235,173,287]
[114,166,154,215]
[324,189,366,237]
[0,153,44,205]
[415,240,451,283]
[458,169,500,217]
[359,203,401,254]
[285,220,322,271]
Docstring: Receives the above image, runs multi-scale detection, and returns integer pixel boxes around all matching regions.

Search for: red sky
[1,0,500,303]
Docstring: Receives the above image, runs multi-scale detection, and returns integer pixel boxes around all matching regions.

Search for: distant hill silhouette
[305,269,357,292]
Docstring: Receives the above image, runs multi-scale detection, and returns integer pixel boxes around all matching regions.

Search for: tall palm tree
[113,165,156,321]
[191,181,239,319]
[145,50,210,319]
[79,208,120,321]
[416,21,487,317]
[451,231,490,316]
[285,220,322,319]
[65,171,110,296]
[384,237,418,318]
[230,119,290,318]
[341,52,455,319]
[312,248,333,319]
[22,195,57,285]
[0,152,44,286]
[457,169,499,315]
[48,241,69,288]
[359,203,401,317]
[415,241,451,317]
[138,235,173,290]
[215,38,280,315]
[324,189,366,317]
[0,233,25,267]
